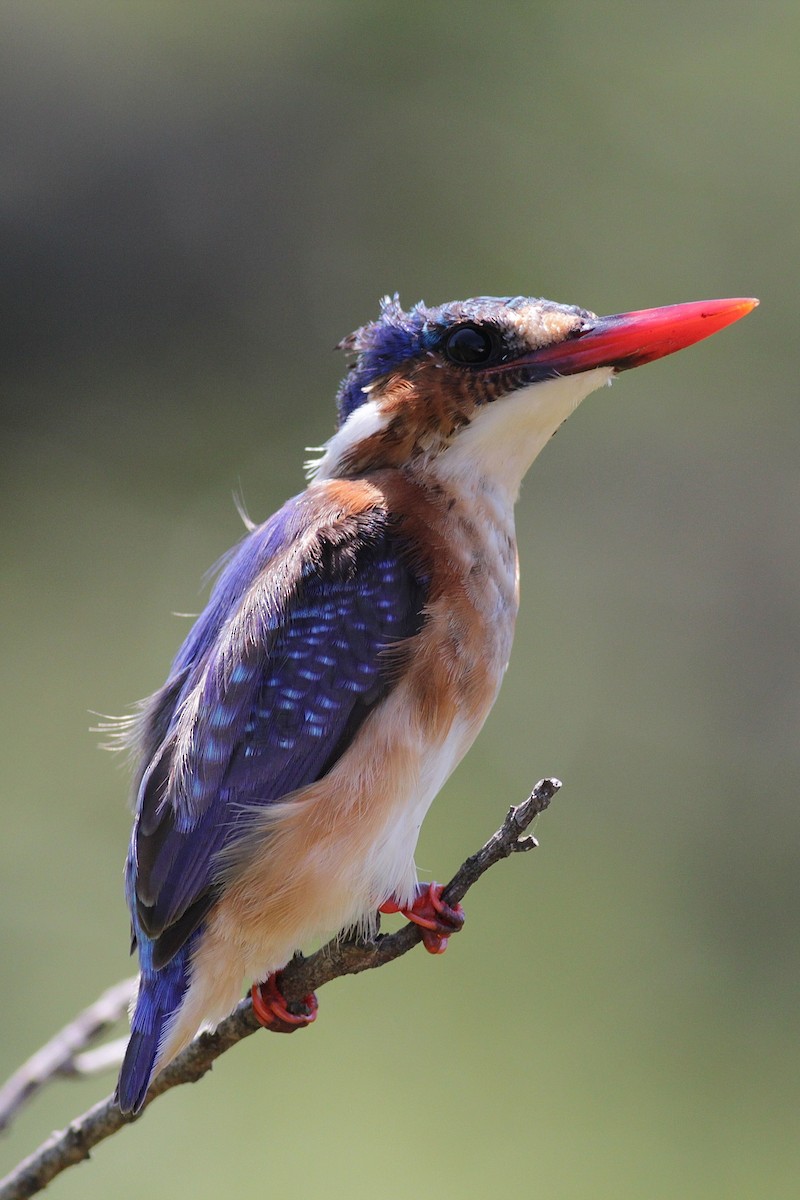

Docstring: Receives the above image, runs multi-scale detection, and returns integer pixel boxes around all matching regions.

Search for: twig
[0,979,136,1133]
[0,778,560,1200]
[72,1038,130,1077]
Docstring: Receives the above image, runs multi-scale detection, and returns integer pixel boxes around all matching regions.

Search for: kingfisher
[116,292,757,1114]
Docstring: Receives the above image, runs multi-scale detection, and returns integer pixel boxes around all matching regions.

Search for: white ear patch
[306,398,389,479]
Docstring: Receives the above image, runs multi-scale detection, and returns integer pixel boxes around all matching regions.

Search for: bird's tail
[116,952,190,1115]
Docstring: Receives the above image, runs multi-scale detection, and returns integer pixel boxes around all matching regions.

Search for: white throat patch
[432,367,614,502]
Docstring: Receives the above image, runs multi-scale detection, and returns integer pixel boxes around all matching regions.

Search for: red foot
[251,971,318,1033]
[379,882,465,954]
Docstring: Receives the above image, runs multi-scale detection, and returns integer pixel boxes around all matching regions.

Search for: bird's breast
[409,466,520,711]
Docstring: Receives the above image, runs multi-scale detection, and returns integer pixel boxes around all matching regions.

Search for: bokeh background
[2,2,797,1197]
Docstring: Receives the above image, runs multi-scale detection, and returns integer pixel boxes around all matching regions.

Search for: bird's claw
[379,882,465,954]
[251,971,318,1033]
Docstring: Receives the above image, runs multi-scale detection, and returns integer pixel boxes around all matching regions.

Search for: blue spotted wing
[128,491,427,970]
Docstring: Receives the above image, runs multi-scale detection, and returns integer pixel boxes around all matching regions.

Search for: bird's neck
[405,454,521,671]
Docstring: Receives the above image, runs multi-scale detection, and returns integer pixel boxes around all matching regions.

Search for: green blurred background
[2,2,797,1197]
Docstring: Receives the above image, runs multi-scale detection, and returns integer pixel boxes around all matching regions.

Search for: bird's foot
[251,971,318,1033]
[379,882,465,954]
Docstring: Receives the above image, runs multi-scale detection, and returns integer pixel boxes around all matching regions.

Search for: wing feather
[126,488,426,970]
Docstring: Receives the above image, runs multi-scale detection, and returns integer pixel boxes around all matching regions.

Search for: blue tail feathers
[117,1026,163,1116]
[116,948,190,1114]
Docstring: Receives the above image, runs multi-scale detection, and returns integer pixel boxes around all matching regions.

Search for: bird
[115,291,757,1114]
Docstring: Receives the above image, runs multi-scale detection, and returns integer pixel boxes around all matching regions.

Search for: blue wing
[126,489,427,972]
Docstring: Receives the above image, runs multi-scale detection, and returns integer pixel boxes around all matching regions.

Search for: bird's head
[310,294,757,497]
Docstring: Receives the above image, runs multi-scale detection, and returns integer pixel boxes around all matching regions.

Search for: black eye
[442,324,501,366]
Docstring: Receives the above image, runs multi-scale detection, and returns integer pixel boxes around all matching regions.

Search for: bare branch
[0,778,560,1200]
[0,979,136,1133]
[71,1038,130,1077]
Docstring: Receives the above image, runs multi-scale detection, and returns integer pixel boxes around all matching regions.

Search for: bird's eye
[442,324,501,366]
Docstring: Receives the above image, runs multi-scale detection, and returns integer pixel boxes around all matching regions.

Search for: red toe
[251,971,318,1033]
[379,882,465,955]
